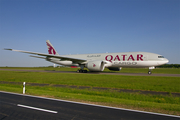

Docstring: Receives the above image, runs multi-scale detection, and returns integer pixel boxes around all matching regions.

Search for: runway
[0,69,180,77]
[0,91,179,120]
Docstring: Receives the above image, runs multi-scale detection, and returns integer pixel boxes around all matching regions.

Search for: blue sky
[0,0,179,67]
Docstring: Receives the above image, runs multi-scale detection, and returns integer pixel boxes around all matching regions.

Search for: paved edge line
[1,91,180,118]
[17,104,58,114]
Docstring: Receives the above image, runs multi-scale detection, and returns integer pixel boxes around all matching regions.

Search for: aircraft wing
[4,49,87,63]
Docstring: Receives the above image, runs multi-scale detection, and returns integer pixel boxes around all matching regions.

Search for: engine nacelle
[108,67,122,71]
[86,60,105,72]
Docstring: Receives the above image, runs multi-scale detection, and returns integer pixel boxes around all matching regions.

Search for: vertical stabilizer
[46,40,59,55]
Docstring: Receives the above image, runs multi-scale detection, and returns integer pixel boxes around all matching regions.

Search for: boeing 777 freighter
[4,40,169,74]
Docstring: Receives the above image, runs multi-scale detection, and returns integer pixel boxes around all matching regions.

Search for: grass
[0,69,180,115]
[0,71,179,92]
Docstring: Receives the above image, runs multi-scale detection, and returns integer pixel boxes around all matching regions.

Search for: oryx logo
[46,42,56,55]
[93,63,96,67]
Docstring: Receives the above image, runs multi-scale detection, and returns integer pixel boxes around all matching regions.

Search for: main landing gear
[77,69,88,73]
[77,64,87,73]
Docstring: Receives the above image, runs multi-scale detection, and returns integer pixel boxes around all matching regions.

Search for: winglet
[4,48,13,51]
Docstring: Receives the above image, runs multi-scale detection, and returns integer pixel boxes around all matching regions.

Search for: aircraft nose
[165,58,169,64]
[157,58,169,65]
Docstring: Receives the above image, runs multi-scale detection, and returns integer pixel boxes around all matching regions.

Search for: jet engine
[86,60,105,72]
[108,67,122,71]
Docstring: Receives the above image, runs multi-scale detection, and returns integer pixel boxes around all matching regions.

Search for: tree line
[157,64,180,68]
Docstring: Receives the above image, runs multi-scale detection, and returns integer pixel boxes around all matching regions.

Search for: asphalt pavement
[0,91,179,120]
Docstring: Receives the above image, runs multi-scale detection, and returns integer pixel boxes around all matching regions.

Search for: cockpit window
[158,56,164,58]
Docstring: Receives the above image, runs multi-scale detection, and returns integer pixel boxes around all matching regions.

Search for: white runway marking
[17,104,58,114]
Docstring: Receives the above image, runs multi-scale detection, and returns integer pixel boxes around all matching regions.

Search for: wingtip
[4,48,13,51]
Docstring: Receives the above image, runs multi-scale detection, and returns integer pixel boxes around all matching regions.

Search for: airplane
[4,40,169,74]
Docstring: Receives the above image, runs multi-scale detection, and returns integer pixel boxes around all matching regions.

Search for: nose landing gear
[148,70,152,75]
[148,66,155,75]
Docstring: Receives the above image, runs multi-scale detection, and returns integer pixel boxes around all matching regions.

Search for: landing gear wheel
[148,71,152,75]
[76,69,88,73]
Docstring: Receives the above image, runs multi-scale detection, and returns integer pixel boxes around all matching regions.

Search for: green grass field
[0,71,179,92]
[0,68,180,115]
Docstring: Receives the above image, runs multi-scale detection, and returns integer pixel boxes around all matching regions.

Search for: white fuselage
[47,52,169,68]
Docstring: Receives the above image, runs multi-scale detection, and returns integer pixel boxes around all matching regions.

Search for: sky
[0,0,180,67]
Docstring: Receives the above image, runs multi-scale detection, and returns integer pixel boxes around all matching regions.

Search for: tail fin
[46,40,59,55]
